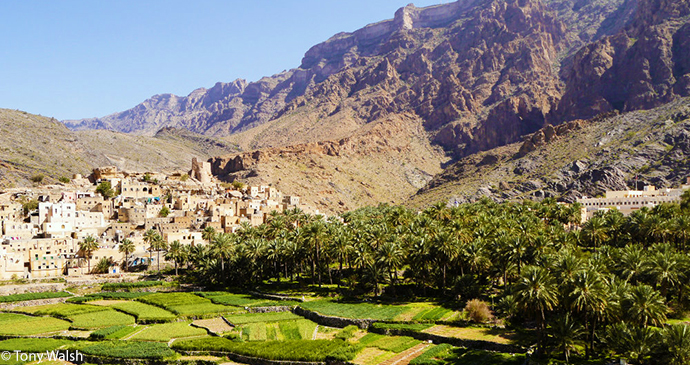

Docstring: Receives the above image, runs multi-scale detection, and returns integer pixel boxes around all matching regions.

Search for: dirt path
[377,343,430,365]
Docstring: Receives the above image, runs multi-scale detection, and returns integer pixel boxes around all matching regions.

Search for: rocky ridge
[409,97,690,207]
[0,109,238,188]
[61,0,690,211]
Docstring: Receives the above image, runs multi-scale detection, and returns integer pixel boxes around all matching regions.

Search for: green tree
[96,181,115,199]
[78,235,99,273]
[118,239,135,272]
[159,206,170,218]
[625,284,668,327]
[515,265,559,354]
[549,314,584,363]
[211,233,234,274]
[663,324,690,365]
[165,240,187,276]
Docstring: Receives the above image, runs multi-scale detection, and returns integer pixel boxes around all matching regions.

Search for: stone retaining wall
[250,291,304,302]
[369,327,525,353]
[0,283,65,295]
[0,296,69,310]
[247,306,294,313]
[293,306,375,329]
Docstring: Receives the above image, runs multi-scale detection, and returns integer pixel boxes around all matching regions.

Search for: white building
[578,181,690,220]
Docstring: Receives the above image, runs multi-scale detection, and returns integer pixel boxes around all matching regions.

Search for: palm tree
[625,284,668,327]
[570,268,608,358]
[165,240,186,276]
[157,235,168,274]
[78,235,99,273]
[202,226,216,243]
[376,240,404,286]
[211,233,234,273]
[515,265,559,354]
[118,239,135,272]
[662,324,690,365]
[549,314,584,363]
[645,243,684,298]
[143,229,159,268]
[582,215,608,249]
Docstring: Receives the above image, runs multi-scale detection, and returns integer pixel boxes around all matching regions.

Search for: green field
[128,322,208,342]
[172,337,359,362]
[198,292,299,307]
[299,301,410,320]
[18,303,106,317]
[71,310,136,329]
[361,334,422,353]
[412,307,453,321]
[0,291,72,303]
[72,340,175,359]
[240,319,317,341]
[137,292,240,316]
[0,313,70,335]
[224,311,301,325]
[108,301,177,322]
[0,338,72,352]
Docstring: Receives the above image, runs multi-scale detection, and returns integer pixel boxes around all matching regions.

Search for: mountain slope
[0,109,239,188]
[60,0,690,211]
[409,97,690,207]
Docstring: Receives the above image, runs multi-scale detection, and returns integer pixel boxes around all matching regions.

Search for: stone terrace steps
[378,343,431,365]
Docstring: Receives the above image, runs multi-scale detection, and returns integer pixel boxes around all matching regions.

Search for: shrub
[464,299,494,324]
[30,174,44,183]
[335,325,358,340]
[58,176,70,183]
[96,181,115,199]
[159,207,170,217]
[93,257,114,274]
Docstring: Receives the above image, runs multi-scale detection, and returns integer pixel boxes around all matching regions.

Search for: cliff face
[63,0,575,155]
[555,0,690,121]
[62,0,690,210]
[410,98,690,207]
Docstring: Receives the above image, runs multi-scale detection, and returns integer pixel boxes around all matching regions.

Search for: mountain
[0,109,238,188]
[61,0,690,211]
[409,97,690,207]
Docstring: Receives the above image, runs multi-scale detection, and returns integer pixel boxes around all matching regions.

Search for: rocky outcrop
[555,0,690,121]
[411,97,690,206]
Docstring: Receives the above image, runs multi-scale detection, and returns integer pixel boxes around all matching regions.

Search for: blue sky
[0,0,443,120]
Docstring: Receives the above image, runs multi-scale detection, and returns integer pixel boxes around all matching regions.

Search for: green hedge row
[172,337,359,362]
[77,340,174,359]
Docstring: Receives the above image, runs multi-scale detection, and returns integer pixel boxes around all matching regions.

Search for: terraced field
[0,289,524,365]
[137,292,240,316]
[16,303,135,329]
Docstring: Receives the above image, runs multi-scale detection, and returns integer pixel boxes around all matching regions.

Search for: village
[0,158,315,280]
